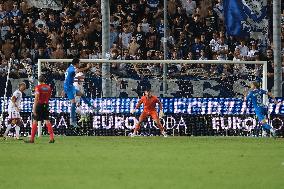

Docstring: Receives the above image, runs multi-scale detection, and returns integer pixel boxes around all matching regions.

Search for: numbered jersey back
[247,89,267,109]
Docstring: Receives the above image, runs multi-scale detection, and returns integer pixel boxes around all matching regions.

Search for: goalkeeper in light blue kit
[64,58,95,127]
[244,81,277,137]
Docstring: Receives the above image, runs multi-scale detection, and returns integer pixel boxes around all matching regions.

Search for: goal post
[36,59,267,136]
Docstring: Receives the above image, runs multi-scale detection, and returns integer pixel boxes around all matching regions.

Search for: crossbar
[38,59,266,65]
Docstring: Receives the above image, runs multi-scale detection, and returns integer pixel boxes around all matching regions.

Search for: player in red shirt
[131,88,167,137]
[25,75,54,143]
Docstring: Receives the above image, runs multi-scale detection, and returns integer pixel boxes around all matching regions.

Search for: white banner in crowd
[26,0,62,10]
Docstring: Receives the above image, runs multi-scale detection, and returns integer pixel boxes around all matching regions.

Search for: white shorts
[8,109,21,119]
[74,83,84,94]
[75,96,81,105]
[74,84,84,105]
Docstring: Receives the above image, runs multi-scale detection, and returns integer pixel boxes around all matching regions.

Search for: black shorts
[33,104,50,121]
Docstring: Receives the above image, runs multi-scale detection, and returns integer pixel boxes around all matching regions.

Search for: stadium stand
[0,0,283,97]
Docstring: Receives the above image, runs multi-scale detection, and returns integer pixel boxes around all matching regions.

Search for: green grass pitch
[0,136,284,189]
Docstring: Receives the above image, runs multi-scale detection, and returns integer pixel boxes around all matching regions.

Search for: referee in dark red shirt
[26,75,54,143]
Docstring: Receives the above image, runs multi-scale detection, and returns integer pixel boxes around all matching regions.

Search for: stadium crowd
[0,0,282,91]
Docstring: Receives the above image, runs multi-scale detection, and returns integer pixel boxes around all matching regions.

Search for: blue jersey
[64,64,76,89]
[246,89,267,110]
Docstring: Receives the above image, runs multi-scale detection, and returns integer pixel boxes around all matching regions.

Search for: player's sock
[156,123,165,132]
[269,127,276,137]
[157,123,167,137]
[30,123,38,142]
[46,122,54,140]
[162,131,168,137]
[131,130,137,137]
[132,124,141,136]
[15,125,20,139]
[71,102,77,123]
[4,124,12,137]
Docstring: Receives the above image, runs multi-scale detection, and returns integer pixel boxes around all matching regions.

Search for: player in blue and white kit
[244,81,277,137]
[74,72,89,123]
[64,58,94,127]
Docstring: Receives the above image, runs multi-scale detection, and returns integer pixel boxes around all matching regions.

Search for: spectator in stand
[9,2,22,19]
[122,49,134,60]
[119,25,132,50]
[237,40,249,59]
[25,16,34,29]
[110,24,118,47]
[1,18,10,41]
[34,25,48,47]
[113,4,126,22]
[199,49,208,60]
[177,31,190,58]
[129,3,139,22]
[215,37,228,60]
[145,26,157,51]
[191,36,205,60]
[35,12,47,29]
[147,0,159,12]
[247,41,259,61]
[233,47,242,61]
[47,13,60,32]
[262,48,274,91]
[133,24,146,49]
[210,32,220,53]
[21,25,33,49]
[182,0,196,17]
[51,44,66,59]
[0,3,7,23]
[185,51,194,60]
[141,17,150,33]
[128,37,140,56]
[168,0,177,18]
[5,26,20,55]
[233,47,248,75]
[172,16,184,40]
[191,14,204,37]
[156,18,165,43]
[152,50,159,60]
[34,46,50,63]
[11,16,21,33]
[213,0,224,21]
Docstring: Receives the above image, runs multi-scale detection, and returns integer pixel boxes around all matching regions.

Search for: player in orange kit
[131,88,167,137]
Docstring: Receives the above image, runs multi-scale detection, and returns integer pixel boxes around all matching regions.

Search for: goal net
[37,59,267,98]
[30,59,274,136]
